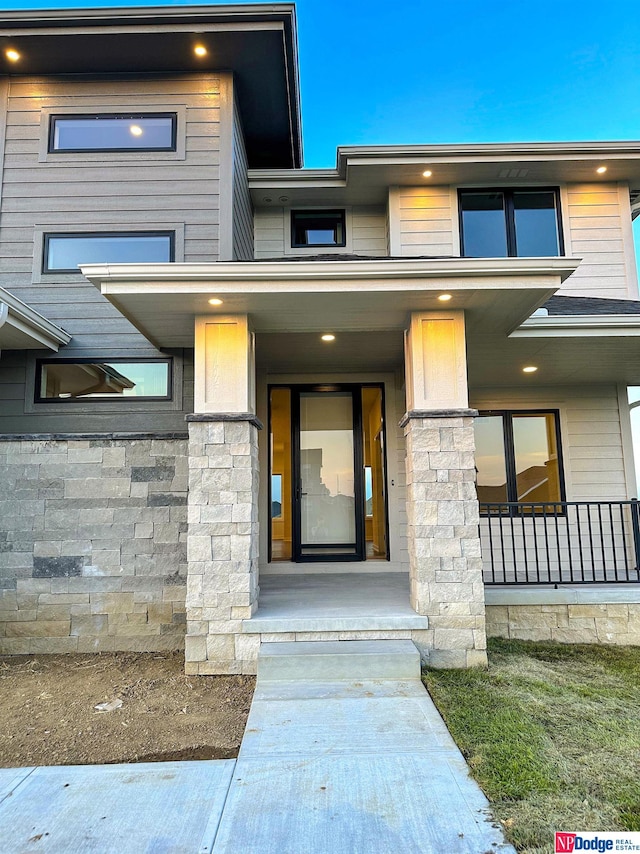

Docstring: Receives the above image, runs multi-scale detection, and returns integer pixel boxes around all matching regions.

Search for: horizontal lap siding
[395,187,454,257]
[562,183,637,298]
[471,384,630,502]
[0,74,224,433]
[253,206,388,258]
[232,100,253,261]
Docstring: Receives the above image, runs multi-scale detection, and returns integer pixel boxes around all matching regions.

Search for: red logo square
[555,833,576,853]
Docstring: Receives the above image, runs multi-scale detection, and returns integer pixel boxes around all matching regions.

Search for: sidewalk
[0,642,515,853]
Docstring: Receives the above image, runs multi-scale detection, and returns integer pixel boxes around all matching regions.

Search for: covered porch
[82,257,640,672]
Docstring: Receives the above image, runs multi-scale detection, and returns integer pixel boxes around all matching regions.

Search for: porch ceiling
[82,257,574,348]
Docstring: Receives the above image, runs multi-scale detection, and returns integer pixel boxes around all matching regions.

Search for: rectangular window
[49,114,176,152]
[291,210,346,247]
[43,232,174,273]
[475,410,564,509]
[459,189,561,258]
[36,360,171,401]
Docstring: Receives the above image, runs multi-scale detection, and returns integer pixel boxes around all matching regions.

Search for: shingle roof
[543,296,640,315]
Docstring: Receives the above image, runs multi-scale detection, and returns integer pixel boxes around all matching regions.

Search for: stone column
[403,311,487,668]
[185,315,260,674]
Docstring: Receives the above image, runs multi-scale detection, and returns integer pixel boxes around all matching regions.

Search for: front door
[269,384,389,563]
[293,387,364,561]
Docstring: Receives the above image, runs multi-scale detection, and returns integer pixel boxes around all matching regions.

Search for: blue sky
[6,0,640,167]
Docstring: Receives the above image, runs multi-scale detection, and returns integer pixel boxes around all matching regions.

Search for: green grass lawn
[422,639,640,854]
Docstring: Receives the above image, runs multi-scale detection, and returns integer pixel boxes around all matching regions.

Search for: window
[291,210,346,247]
[43,232,174,273]
[49,114,176,152]
[36,359,171,401]
[475,411,564,508]
[459,189,562,257]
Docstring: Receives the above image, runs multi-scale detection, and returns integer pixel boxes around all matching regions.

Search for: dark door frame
[267,382,389,564]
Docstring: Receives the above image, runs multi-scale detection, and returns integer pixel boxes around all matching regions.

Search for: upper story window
[43,232,174,273]
[459,189,562,258]
[49,113,177,152]
[291,210,346,248]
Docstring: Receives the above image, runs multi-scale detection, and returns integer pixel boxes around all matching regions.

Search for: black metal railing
[480,500,640,585]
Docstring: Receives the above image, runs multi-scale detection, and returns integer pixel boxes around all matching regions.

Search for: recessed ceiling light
[208,298,223,306]
[596,166,607,174]
[422,170,432,178]
[5,49,20,62]
[438,293,452,302]
[321,333,335,342]
[523,365,538,373]
[194,45,207,57]
[129,125,143,136]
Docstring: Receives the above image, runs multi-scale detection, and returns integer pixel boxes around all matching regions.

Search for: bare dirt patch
[0,652,255,768]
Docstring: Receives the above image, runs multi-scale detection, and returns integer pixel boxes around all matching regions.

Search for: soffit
[249,144,640,206]
[0,6,301,168]
[0,288,70,351]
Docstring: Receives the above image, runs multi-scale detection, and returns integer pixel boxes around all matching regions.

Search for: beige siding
[390,186,454,257]
[231,99,253,261]
[253,206,388,259]
[561,183,638,299]
[471,384,630,501]
[0,74,224,355]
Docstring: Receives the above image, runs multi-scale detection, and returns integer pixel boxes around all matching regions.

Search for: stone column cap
[186,413,263,430]
[400,408,479,426]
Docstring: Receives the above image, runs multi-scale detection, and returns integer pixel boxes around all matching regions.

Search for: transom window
[49,114,177,152]
[43,232,174,273]
[291,210,346,247]
[459,189,562,257]
[36,359,171,401]
[475,410,564,508]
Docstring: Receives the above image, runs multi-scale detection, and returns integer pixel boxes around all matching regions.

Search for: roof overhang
[0,4,302,168]
[0,287,71,351]
[249,141,640,207]
[81,256,578,349]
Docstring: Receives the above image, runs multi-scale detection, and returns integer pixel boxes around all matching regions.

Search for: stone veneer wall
[0,436,188,654]
[185,418,260,675]
[486,603,640,645]
[403,412,488,668]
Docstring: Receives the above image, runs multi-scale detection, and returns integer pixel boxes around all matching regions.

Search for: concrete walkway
[0,641,515,853]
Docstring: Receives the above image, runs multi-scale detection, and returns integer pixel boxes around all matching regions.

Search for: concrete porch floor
[241,572,430,634]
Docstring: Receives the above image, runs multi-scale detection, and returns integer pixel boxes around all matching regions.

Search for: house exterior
[1,4,640,674]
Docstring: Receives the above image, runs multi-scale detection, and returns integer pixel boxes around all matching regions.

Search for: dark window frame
[290,209,347,248]
[477,409,566,512]
[48,112,178,153]
[42,231,175,274]
[459,188,564,258]
[35,357,173,404]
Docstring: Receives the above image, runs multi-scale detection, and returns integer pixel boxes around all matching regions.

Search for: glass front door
[269,384,388,563]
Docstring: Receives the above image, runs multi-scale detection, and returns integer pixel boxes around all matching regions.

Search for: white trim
[513,314,640,337]
[0,287,71,351]
[618,181,640,299]
[486,585,640,605]
[387,187,402,256]
[618,383,638,498]
[81,255,580,284]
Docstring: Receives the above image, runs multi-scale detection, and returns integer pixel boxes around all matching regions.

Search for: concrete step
[257,640,421,683]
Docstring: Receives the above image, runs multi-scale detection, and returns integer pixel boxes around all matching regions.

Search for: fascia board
[82,257,581,287]
[0,289,71,349]
[511,315,640,338]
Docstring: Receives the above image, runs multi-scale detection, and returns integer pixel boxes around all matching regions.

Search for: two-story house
[1,4,640,674]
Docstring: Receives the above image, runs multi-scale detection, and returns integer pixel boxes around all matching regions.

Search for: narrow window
[291,210,346,247]
[459,189,561,258]
[43,232,174,273]
[36,360,171,401]
[49,114,176,152]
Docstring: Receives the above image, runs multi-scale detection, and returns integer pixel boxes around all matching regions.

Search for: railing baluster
[478,500,640,586]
